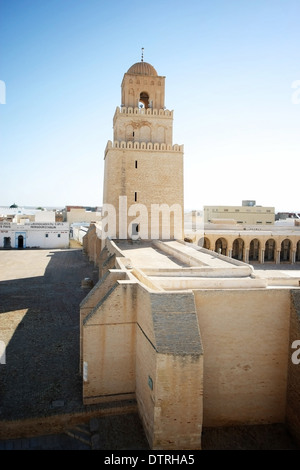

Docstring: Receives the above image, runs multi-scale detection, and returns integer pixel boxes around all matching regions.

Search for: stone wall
[82,281,137,405]
[286,290,300,445]
[194,289,290,426]
[103,146,184,239]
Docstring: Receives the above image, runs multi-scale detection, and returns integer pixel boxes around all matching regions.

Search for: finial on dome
[141,47,144,62]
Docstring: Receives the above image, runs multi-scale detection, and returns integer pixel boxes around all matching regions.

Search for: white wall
[0,222,69,249]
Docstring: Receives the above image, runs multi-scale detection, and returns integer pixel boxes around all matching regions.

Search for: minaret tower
[103,51,184,239]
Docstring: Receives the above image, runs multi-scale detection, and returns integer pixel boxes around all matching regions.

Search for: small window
[45,234,48,238]
[135,160,138,169]
[57,234,61,238]
[134,192,137,202]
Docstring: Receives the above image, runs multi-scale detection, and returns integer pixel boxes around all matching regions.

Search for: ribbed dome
[127,61,158,76]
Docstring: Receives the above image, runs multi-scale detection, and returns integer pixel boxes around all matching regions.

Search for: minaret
[102,52,184,239]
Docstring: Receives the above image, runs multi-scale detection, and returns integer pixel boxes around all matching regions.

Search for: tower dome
[127,61,158,76]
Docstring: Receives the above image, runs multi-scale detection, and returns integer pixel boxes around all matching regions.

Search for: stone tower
[102,56,184,239]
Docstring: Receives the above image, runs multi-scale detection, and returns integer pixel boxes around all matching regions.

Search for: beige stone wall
[82,282,137,404]
[153,354,203,449]
[79,269,127,372]
[113,107,173,145]
[135,286,203,449]
[82,223,103,265]
[103,144,184,239]
[286,290,300,445]
[67,208,101,224]
[121,73,166,110]
[194,289,290,426]
[135,319,157,447]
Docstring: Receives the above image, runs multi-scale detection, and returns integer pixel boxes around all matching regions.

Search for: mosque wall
[286,290,300,445]
[82,281,137,405]
[194,289,290,427]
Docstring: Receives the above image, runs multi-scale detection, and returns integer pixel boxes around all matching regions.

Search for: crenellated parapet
[105,139,183,155]
[115,106,173,118]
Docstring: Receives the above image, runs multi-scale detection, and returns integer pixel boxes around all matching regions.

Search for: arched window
[139,91,149,109]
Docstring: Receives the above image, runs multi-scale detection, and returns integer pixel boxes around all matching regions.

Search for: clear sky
[0,0,299,212]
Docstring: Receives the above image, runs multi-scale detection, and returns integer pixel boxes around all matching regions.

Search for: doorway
[18,235,24,249]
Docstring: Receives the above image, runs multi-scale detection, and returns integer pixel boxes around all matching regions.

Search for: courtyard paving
[0,247,149,449]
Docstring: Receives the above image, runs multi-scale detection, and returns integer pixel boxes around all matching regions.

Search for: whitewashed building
[0,222,69,249]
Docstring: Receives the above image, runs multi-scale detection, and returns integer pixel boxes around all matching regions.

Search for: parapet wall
[116,106,173,117]
[105,140,183,155]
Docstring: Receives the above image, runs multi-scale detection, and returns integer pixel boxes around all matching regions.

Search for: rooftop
[110,239,300,290]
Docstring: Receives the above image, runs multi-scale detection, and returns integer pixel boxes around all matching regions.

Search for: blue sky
[0,0,299,211]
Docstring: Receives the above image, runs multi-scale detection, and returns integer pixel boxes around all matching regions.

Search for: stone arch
[139,91,149,109]
[296,240,300,262]
[198,237,210,249]
[215,237,227,255]
[280,238,291,262]
[265,239,276,262]
[232,238,244,260]
[249,238,260,262]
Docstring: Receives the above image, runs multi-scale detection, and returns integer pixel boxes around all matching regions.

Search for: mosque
[81,55,300,449]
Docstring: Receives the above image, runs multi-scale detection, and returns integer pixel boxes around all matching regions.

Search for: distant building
[0,207,56,224]
[0,221,69,249]
[0,207,68,249]
[204,201,275,225]
[64,206,102,225]
[185,209,300,264]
